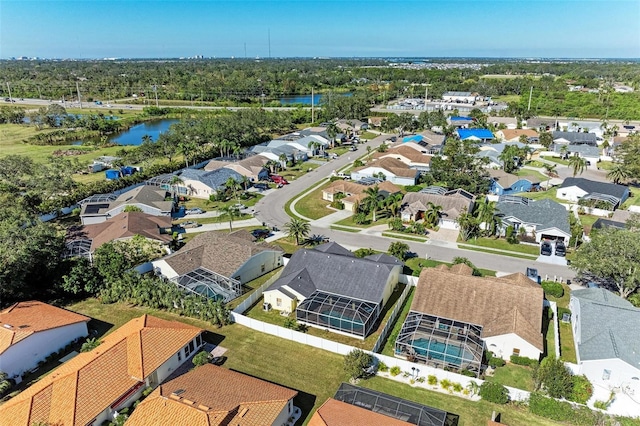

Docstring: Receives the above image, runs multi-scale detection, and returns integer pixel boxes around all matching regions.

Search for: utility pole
[76,81,82,109]
[527,86,533,112]
[153,85,159,107]
[6,82,13,103]
[311,87,315,123]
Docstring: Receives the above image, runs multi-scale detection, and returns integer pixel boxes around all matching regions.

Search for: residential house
[203,159,230,172]
[496,197,571,244]
[446,116,474,127]
[0,315,203,426]
[371,145,433,172]
[263,242,402,338]
[126,364,298,426]
[552,144,601,168]
[400,187,476,229]
[398,131,445,154]
[309,383,448,426]
[80,185,173,225]
[368,117,384,128]
[442,91,477,103]
[268,135,329,156]
[0,301,90,381]
[557,177,630,210]
[457,128,495,143]
[570,289,640,404]
[583,217,627,242]
[476,142,528,170]
[65,212,172,260]
[153,230,284,302]
[495,129,539,143]
[321,180,402,212]
[223,155,270,182]
[172,168,244,199]
[350,157,419,186]
[552,131,597,146]
[336,119,368,132]
[488,169,540,195]
[488,116,519,129]
[395,264,544,375]
[250,143,309,163]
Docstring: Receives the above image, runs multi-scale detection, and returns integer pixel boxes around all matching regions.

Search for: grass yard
[227,267,282,310]
[380,288,414,356]
[486,364,535,392]
[622,186,640,208]
[544,283,577,363]
[361,376,564,426]
[524,160,546,168]
[515,189,563,203]
[329,225,361,232]
[292,182,334,220]
[273,238,302,254]
[64,299,346,425]
[516,169,548,182]
[381,232,428,242]
[403,257,497,278]
[360,131,378,140]
[462,245,537,260]
[245,283,409,351]
[541,156,570,166]
[577,214,600,229]
[459,237,540,256]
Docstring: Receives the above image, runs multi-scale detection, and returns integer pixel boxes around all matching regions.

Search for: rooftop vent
[172,389,185,396]
[3,324,12,329]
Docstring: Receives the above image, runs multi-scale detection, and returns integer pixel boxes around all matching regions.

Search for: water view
[72,119,178,146]
[279,92,352,105]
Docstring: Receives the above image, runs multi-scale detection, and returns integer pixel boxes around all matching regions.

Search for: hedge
[510,354,539,368]
[541,281,564,298]
[528,393,601,425]
[479,382,509,404]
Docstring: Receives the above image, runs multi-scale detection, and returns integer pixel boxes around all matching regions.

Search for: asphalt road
[253,134,577,280]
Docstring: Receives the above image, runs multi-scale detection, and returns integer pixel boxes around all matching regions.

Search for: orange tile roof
[0,301,90,355]
[308,398,413,426]
[126,364,297,426]
[0,315,202,426]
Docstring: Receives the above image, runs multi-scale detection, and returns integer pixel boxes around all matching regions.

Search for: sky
[1,0,639,59]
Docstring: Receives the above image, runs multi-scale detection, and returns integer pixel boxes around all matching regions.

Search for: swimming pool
[320,310,364,333]
[412,338,469,366]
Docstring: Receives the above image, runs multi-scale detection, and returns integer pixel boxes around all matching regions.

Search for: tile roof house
[65,212,172,260]
[126,364,298,426]
[570,289,640,408]
[0,302,90,381]
[80,185,173,225]
[371,145,434,172]
[557,177,630,209]
[263,242,402,338]
[309,398,414,426]
[0,315,203,426]
[350,157,419,186]
[322,180,402,212]
[175,168,244,200]
[400,187,476,229]
[488,169,540,196]
[496,197,571,244]
[153,230,284,302]
[495,128,539,143]
[222,155,270,182]
[395,265,544,372]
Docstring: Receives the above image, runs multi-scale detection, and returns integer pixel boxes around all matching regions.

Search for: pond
[72,118,179,146]
[279,92,352,106]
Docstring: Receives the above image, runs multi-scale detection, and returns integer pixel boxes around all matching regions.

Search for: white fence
[233,269,284,314]
[548,301,561,359]
[372,283,412,353]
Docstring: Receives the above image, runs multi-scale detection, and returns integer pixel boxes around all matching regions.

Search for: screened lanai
[296,291,380,339]
[172,267,242,303]
[395,312,484,376]
[64,239,93,259]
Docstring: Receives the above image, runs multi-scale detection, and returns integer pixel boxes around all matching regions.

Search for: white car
[185,208,204,215]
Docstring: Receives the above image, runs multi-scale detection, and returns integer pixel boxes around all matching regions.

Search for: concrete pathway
[183,218,262,233]
[310,209,353,228]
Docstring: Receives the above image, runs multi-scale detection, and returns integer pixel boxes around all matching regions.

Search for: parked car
[270,175,289,185]
[540,241,552,256]
[181,221,201,229]
[254,183,269,190]
[555,240,566,257]
[231,203,247,210]
[350,145,358,152]
[185,208,204,215]
[251,229,271,239]
[208,355,227,366]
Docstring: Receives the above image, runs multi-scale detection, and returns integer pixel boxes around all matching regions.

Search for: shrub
[440,379,452,390]
[344,349,374,380]
[390,366,401,377]
[557,307,571,319]
[404,185,423,192]
[192,351,210,367]
[489,357,506,368]
[377,361,388,372]
[452,382,463,393]
[528,392,600,424]
[427,375,438,385]
[569,375,593,405]
[593,400,610,410]
[510,355,538,368]
[479,382,509,404]
[533,356,573,399]
[541,281,564,298]
[416,376,425,383]
[460,369,477,377]
[330,200,344,210]
[80,337,101,353]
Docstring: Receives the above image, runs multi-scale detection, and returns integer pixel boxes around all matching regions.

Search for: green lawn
[361,376,564,426]
[403,257,497,278]
[544,284,577,363]
[524,160,546,168]
[273,238,302,254]
[459,237,540,256]
[227,267,283,310]
[622,186,640,208]
[515,189,563,203]
[381,288,414,356]
[174,213,253,226]
[245,283,409,351]
[329,225,361,232]
[292,182,334,220]
[516,169,548,182]
[577,214,600,229]
[360,131,378,140]
[486,364,535,392]
[541,156,570,166]
[381,232,428,242]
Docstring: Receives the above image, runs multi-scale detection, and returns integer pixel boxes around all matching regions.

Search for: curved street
[254,134,577,280]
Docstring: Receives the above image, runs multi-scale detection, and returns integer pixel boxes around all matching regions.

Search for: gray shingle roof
[179,168,243,191]
[497,198,570,235]
[552,131,597,144]
[559,178,629,201]
[266,244,400,303]
[572,289,640,366]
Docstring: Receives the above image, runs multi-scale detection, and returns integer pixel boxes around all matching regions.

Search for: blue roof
[457,128,495,140]
[450,116,473,121]
[402,135,423,143]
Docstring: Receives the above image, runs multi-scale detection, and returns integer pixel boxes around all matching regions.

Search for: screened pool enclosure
[296,291,380,339]
[166,267,242,303]
[395,312,484,376]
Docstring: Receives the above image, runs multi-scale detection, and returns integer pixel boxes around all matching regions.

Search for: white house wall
[557,185,588,203]
[0,322,88,379]
[180,180,215,199]
[578,358,640,392]
[536,227,570,244]
[484,333,541,361]
[263,289,297,312]
[232,251,283,284]
[271,400,295,426]
[151,259,179,280]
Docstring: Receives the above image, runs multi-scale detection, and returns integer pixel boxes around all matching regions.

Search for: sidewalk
[184,218,262,233]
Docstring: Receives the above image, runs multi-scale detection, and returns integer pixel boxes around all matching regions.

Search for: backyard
[543,283,577,363]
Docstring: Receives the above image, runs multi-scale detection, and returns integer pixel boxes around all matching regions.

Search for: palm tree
[326,122,339,148]
[473,198,499,237]
[607,164,630,184]
[240,175,250,191]
[285,218,310,245]
[219,205,240,231]
[225,176,241,201]
[424,202,443,228]
[0,371,12,396]
[542,163,557,190]
[559,144,569,159]
[568,155,587,177]
[362,185,382,222]
[278,153,288,170]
